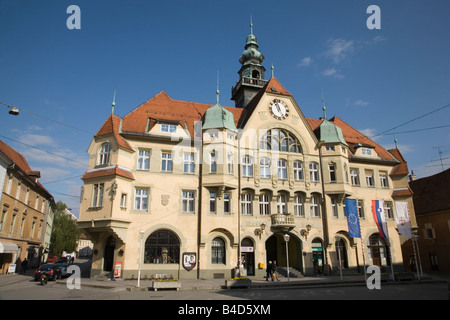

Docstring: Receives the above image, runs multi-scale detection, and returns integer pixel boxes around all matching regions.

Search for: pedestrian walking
[266,261,272,281]
[20,258,28,274]
[271,260,279,281]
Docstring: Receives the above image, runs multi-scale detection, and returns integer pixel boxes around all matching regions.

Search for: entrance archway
[265,233,302,272]
[335,238,348,269]
[241,238,255,276]
[103,236,116,272]
[368,233,389,267]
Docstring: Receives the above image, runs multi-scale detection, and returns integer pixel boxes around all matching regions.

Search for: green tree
[49,201,81,256]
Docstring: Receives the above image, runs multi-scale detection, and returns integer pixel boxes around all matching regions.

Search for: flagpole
[358,213,367,281]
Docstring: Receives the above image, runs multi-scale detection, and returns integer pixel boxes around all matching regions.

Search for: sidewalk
[58,272,449,292]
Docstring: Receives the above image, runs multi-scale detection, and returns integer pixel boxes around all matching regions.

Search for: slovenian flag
[372,200,389,238]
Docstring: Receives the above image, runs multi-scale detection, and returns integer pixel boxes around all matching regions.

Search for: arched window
[98,143,111,165]
[260,128,302,153]
[211,237,225,264]
[144,230,180,264]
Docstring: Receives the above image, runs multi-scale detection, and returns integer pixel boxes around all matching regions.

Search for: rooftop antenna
[111,90,116,115]
[216,71,220,105]
[321,89,327,119]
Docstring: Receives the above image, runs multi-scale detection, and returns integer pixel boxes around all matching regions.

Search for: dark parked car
[34,264,62,281]
[56,257,68,263]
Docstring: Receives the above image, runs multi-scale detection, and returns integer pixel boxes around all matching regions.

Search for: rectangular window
[242,156,253,177]
[209,192,216,213]
[227,153,233,175]
[161,124,177,133]
[277,160,287,180]
[224,194,231,214]
[92,183,104,207]
[120,193,127,208]
[137,149,150,170]
[134,188,149,211]
[361,148,372,156]
[384,201,393,219]
[329,164,337,183]
[260,158,270,178]
[357,200,364,218]
[277,194,287,214]
[183,153,195,174]
[380,172,389,188]
[210,151,217,173]
[293,161,304,181]
[294,195,304,217]
[331,197,338,218]
[365,170,375,187]
[350,169,360,186]
[310,196,320,217]
[161,152,173,172]
[309,163,319,182]
[259,194,270,215]
[241,193,252,215]
[182,191,195,213]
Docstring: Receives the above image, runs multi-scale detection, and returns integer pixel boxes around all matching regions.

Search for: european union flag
[345,198,361,238]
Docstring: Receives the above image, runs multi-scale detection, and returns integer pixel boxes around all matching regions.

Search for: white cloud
[354,100,369,107]
[322,68,345,79]
[298,57,313,67]
[324,38,354,64]
[18,133,55,146]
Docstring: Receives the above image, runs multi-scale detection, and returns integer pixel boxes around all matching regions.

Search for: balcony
[231,77,268,96]
[271,213,296,231]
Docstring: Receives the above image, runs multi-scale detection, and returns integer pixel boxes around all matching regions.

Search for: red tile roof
[95,114,134,151]
[121,91,243,137]
[81,165,135,181]
[0,140,53,199]
[307,116,397,162]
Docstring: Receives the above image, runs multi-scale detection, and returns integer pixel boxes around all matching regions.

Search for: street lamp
[283,234,290,281]
[137,230,145,288]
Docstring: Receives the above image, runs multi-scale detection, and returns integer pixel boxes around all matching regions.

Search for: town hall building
[77,25,416,280]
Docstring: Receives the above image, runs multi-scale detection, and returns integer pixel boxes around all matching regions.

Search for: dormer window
[98,143,111,165]
[161,123,177,133]
[361,148,372,156]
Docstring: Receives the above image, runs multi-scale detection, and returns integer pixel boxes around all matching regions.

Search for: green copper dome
[319,119,348,146]
[202,103,237,132]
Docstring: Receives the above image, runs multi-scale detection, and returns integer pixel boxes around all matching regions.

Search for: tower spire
[111,90,116,115]
[322,89,327,119]
[216,71,220,104]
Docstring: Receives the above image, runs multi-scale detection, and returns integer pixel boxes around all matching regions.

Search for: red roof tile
[81,165,135,181]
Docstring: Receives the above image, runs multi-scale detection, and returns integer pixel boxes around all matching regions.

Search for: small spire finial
[216,71,220,104]
[321,89,327,119]
[250,14,253,35]
[112,90,116,115]
[271,63,274,78]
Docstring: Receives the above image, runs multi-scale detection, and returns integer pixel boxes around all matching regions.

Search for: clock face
[269,99,289,120]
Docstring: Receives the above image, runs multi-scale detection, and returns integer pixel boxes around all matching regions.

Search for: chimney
[408,170,416,182]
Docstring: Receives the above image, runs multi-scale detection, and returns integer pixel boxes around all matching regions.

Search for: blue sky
[1,0,449,217]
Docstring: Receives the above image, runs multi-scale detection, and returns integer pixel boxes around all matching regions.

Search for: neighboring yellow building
[78,28,415,280]
[0,140,56,274]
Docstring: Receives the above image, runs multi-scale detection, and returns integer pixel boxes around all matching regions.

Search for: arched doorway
[103,236,116,272]
[241,238,255,276]
[311,238,324,275]
[265,233,302,272]
[368,233,389,267]
[335,237,348,269]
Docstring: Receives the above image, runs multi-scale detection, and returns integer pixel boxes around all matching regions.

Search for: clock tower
[231,18,267,108]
